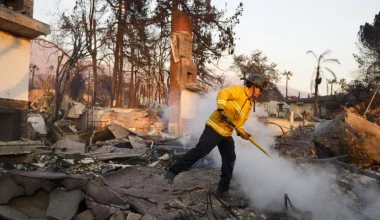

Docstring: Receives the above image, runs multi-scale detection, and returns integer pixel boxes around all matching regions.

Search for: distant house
[255,87,289,118]
[286,93,370,119]
[0,0,50,140]
[286,97,316,119]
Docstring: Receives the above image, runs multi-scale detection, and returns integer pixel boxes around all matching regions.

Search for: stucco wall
[0,30,30,101]
[256,101,290,118]
[255,102,269,117]
[288,103,315,118]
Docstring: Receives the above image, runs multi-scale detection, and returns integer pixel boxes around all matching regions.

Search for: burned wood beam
[0,145,45,155]
[296,156,380,182]
[296,155,348,164]
[333,160,380,182]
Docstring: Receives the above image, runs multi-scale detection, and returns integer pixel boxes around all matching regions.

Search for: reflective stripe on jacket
[206,85,252,137]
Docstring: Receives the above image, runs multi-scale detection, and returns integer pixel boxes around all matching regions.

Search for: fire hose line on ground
[222,115,271,158]
[265,121,288,155]
[195,190,241,220]
[284,193,302,213]
[179,190,241,220]
[285,193,375,220]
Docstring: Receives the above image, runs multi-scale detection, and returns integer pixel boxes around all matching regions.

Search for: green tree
[354,11,380,90]
[231,50,281,86]
[307,50,340,117]
[338,78,347,90]
[157,1,243,87]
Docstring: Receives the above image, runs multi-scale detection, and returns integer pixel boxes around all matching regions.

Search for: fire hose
[221,114,271,158]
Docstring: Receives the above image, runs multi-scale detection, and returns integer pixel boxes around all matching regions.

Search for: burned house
[0,0,50,140]
[255,86,289,118]
[286,93,372,119]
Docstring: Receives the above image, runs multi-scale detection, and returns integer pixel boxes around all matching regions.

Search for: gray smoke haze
[187,81,380,220]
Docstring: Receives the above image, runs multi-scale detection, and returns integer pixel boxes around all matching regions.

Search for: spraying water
[186,77,380,220]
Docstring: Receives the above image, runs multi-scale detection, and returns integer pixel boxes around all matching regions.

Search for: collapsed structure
[0,0,50,141]
[2,102,380,219]
[1,2,380,220]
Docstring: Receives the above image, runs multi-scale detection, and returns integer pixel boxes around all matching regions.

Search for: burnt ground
[104,166,299,220]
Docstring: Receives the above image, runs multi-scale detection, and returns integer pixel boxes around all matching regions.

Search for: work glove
[218,109,228,122]
[237,129,251,140]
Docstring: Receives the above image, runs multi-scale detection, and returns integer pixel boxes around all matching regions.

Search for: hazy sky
[34,0,380,94]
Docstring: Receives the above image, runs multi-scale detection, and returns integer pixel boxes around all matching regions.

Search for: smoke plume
[187,77,380,220]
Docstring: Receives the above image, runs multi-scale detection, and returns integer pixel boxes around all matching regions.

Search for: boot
[164,170,176,185]
[215,190,249,207]
[215,190,233,202]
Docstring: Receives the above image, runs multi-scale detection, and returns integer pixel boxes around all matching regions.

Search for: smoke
[187,78,380,220]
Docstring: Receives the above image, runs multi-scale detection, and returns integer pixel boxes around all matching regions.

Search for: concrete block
[13,175,42,195]
[110,209,126,220]
[8,190,49,218]
[85,197,117,220]
[46,188,84,220]
[141,214,156,220]
[84,179,129,208]
[73,209,94,220]
[127,213,142,220]
[0,205,29,219]
[0,174,25,204]
[62,178,88,190]
[41,180,55,192]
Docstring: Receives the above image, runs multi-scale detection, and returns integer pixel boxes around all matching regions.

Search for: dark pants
[169,125,236,192]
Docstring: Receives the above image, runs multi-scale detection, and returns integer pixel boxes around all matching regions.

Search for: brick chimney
[0,0,33,17]
[24,0,34,17]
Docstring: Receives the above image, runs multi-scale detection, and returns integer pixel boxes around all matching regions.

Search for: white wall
[256,101,290,118]
[0,30,31,101]
[289,103,314,118]
[255,102,269,117]
[180,89,198,134]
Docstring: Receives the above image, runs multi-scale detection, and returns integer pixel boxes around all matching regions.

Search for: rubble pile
[313,108,380,169]
[289,123,316,139]
[275,136,317,159]
[94,108,165,134]
[296,158,380,219]
[0,169,154,220]
[3,95,380,220]
[277,108,380,170]
[0,139,43,146]
[0,139,45,164]
[104,166,296,220]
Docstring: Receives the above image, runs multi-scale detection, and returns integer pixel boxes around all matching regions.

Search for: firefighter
[164,74,268,200]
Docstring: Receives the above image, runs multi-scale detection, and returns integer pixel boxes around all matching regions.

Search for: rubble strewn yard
[1,104,380,220]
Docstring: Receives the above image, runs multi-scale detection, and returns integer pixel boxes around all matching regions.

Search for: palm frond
[320,50,331,58]
[324,67,337,79]
[318,50,331,63]
[322,58,340,64]
[306,50,318,61]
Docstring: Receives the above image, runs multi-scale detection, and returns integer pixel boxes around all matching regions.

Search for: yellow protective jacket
[206,85,253,137]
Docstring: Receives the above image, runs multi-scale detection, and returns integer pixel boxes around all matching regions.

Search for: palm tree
[282,70,293,99]
[29,63,39,90]
[338,78,347,91]
[307,50,340,117]
[327,79,337,95]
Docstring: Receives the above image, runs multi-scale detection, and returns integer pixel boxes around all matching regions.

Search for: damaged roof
[257,86,285,102]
